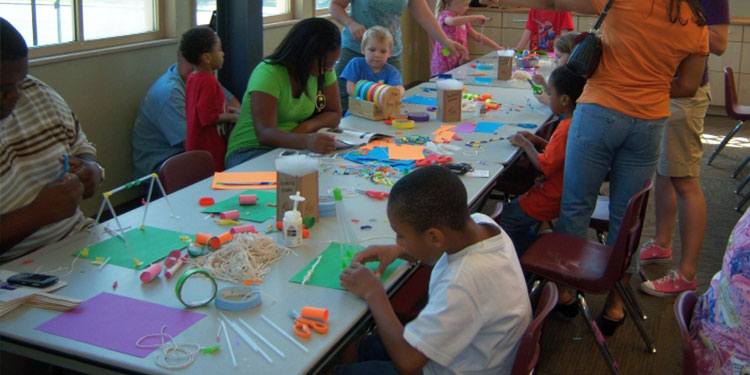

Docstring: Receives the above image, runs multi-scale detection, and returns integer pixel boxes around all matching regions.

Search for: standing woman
[331,0,469,111]
[225,18,342,168]
[487,0,708,335]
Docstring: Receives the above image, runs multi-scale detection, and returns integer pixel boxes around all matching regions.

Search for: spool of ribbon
[175,269,217,308]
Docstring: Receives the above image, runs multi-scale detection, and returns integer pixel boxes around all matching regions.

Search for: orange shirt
[577,0,708,120]
[519,118,571,222]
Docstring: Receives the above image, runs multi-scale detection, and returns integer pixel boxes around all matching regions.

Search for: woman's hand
[306,133,336,154]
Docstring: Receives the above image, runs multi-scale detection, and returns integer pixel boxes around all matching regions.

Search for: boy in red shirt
[181,26,238,171]
[514,10,574,52]
[501,66,586,256]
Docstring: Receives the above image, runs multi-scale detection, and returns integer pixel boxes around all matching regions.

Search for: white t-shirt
[403,213,532,375]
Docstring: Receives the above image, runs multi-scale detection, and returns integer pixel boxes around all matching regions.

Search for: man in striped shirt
[0,18,104,263]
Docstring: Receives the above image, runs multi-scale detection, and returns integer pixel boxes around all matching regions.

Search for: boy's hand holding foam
[340,262,383,302]
[352,245,403,277]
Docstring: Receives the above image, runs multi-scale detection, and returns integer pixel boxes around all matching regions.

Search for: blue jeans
[556,103,666,272]
[225,147,270,169]
[499,199,541,257]
[334,334,420,375]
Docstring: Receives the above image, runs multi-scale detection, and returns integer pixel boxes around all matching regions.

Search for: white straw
[238,318,285,358]
[97,257,111,270]
[260,314,308,353]
[219,313,273,364]
[221,320,237,368]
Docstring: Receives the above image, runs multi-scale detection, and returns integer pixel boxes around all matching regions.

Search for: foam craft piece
[289,243,404,290]
[75,226,187,270]
[211,172,277,190]
[475,122,506,133]
[201,190,277,223]
[402,96,438,107]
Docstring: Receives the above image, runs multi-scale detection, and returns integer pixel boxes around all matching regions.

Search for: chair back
[158,150,215,194]
[510,282,558,375]
[675,291,698,375]
[608,180,652,280]
[725,67,740,120]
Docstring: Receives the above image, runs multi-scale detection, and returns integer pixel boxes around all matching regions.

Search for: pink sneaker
[640,270,697,297]
[638,241,672,264]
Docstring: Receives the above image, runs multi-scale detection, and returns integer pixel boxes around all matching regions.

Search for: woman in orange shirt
[485,0,708,336]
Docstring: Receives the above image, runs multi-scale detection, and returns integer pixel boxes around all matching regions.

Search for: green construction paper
[289,242,405,290]
[201,190,277,223]
[75,226,188,270]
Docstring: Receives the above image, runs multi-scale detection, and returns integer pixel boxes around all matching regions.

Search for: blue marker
[518,123,537,129]
[60,154,69,179]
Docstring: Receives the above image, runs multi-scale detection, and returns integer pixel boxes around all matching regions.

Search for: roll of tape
[175,269,217,308]
[393,120,415,129]
[198,197,215,206]
[407,112,430,122]
[215,286,262,311]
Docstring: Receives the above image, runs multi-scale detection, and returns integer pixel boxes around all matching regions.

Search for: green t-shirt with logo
[226,61,337,158]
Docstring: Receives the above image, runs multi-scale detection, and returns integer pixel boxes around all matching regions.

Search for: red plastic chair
[674,291,698,375]
[511,282,558,375]
[520,181,656,375]
[707,67,750,166]
[158,150,215,194]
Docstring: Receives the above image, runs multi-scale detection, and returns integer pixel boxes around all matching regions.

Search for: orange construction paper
[388,144,426,161]
[360,138,395,151]
[211,171,277,190]
[433,131,456,144]
[431,125,456,135]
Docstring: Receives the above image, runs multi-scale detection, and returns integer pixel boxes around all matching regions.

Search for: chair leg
[596,231,606,244]
[732,155,750,178]
[623,284,648,321]
[707,120,743,165]
[616,283,657,353]
[736,190,750,212]
[577,292,621,375]
[528,275,543,297]
[735,175,750,194]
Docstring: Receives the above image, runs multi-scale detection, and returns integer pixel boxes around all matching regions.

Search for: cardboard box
[437,88,462,122]
[276,171,319,222]
[497,50,515,81]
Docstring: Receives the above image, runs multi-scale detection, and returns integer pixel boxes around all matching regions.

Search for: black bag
[566,0,615,78]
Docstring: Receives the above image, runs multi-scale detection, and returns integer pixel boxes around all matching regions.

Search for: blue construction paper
[403,96,438,106]
[473,77,493,85]
[518,123,537,129]
[342,147,416,169]
[475,122,506,133]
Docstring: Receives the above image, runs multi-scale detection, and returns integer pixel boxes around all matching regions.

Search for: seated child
[532,31,578,106]
[340,26,405,104]
[501,66,587,257]
[338,165,531,375]
[181,26,238,172]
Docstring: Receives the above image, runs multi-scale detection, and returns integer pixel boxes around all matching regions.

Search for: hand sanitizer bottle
[284,191,305,248]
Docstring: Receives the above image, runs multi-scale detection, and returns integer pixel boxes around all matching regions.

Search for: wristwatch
[92,161,105,182]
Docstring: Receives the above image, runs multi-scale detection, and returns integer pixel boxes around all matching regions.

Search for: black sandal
[553,301,579,320]
[595,312,626,336]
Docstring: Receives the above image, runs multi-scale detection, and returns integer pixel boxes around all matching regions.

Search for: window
[315,0,332,12]
[262,0,290,22]
[1,0,160,57]
[195,0,215,26]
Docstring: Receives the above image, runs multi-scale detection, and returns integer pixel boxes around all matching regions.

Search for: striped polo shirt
[0,76,96,263]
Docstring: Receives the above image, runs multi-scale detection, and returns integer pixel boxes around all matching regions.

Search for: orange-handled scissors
[289,310,327,339]
[356,189,389,200]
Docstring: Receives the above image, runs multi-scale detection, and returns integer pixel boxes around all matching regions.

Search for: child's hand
[518,130,534,139]
[307,133,336,154]
[534,93,550,106]
[352,245,402,277]
[509,133,525,147]
[340,262,383,301]
[67,156,102,199]
[473,15,487,25]
[532,73,546,86]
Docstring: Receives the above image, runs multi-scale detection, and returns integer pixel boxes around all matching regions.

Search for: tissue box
[497,50,515,80]
[437,88,462,122]
[276,171,319,222]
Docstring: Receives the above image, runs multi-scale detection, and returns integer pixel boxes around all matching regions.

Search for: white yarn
[187,233,290,284]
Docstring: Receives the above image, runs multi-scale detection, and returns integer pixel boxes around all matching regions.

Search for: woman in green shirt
[226,18,342,168]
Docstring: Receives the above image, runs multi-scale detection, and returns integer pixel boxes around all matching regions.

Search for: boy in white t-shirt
[338,165,532,375]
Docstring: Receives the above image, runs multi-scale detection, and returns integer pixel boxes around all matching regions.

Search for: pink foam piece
[230,224,257,234]
[139,263,162,283]
[238,194,257,205]
[220,210,240,220]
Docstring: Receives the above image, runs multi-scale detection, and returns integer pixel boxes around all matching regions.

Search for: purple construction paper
[475,122,505,133]
[454,122,477,133]
[36,292,205,358]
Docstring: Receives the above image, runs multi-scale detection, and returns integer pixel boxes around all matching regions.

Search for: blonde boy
[340,26,404,100]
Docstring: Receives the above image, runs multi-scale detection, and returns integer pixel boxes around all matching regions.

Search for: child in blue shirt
[340,26,404,102]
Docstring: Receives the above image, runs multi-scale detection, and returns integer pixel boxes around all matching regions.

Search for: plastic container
[283,191,305,248]
[333,188,360,269]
